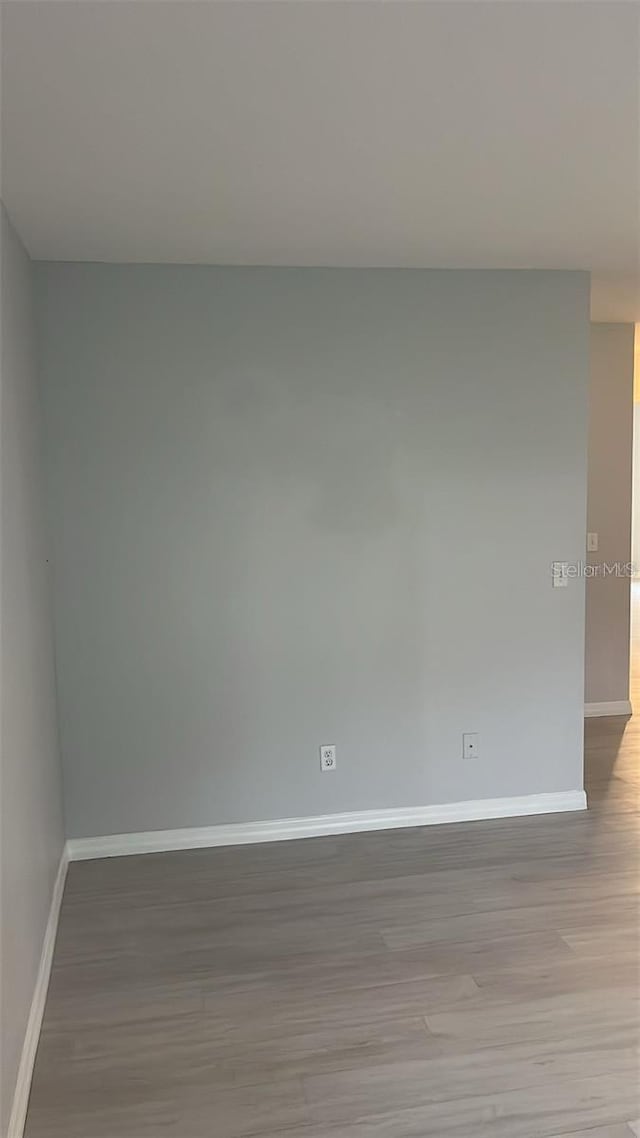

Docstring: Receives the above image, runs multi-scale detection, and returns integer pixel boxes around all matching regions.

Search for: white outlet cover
[320,744,337,772]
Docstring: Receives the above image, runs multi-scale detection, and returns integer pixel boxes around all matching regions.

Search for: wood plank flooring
[24,597,640,1137]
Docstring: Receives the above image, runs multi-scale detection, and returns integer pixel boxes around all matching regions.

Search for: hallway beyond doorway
[631,580,640,711]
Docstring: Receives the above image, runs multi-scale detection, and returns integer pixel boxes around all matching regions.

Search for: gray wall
[585,323,634,706]
[0,209,65,1134]
[632,402,640,577]
[36,266,590,840]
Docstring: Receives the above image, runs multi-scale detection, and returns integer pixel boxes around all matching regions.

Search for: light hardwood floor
[24,603,640,1137]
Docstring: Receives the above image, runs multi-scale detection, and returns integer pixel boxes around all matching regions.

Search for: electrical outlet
[463,732,479,760]
[320,744,337,772]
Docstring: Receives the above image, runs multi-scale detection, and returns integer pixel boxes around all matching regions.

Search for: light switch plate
[463,732,479,760]
[552,562,569,588]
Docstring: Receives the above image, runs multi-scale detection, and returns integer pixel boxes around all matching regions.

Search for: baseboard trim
[7,846,69,1138]
[68,790,587,862]
[584,700,633,718]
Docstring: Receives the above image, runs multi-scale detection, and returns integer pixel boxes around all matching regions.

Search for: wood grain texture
[585,1131,638,1138]
[23,588,640,1136]
[552,1129,638,1138]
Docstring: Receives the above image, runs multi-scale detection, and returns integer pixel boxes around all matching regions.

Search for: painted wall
[628,405,633,578]
[0,208,65,1134]
[631,327,640,577]
[36,266,589,840]
[585,323,634,706]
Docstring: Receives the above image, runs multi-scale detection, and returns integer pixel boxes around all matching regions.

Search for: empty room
[1,2,639,1137]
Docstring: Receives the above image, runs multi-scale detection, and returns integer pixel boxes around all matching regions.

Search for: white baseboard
[7,846,69,1138]
[68,790,587,862]
[584,700,633,718]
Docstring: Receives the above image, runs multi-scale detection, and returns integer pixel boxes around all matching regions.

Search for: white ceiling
[2,1,639,321]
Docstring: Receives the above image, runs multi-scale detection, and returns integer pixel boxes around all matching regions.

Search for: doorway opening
[631,325,640,712]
